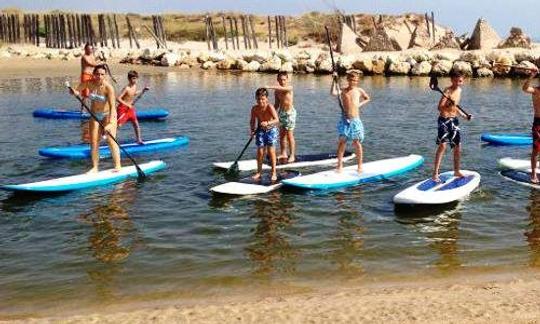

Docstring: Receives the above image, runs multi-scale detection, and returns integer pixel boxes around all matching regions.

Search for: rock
[274,50,293,63]
[243,51,269,63]
[499,27,532,49]
[178,64,191,69]
[197,52,210,63]
[411,51,433,62]
[179,56,198,67]
[294,50,312,60]
[280,62,294,73]
[387,61,411,75]
[0,51,12,58]
[476,67,494,77]
[515,51,536,63]
[235,59,248,70]
[315,53,332,73]
[245,61,261,72]
[338,55,355,70]
[452,61,473,76]
[513,60,538,77]
[216,59,234,70]
[293,59,308,73]
[305,65,315,73]
[352,58,373,73]
[201,61,216,70]
[411,61,432,75]
[259,55,282,72]
[460,51,485,64]
[372,59,386,74]
[208,51,226,62]
[435,51,460,62]
[141,48,158,60]
[160,52,179,66]
[431,59,453,75]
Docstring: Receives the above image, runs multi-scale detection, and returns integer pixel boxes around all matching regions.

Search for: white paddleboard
[498,157,539,172]
[281,155,424,190]
[213,152,355,171]
[210,170,300,195]
[1,161,166,192]
[393,170,480,205]
[500,169,540,189]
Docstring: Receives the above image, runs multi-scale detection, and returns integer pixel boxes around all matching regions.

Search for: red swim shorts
[117,104,138,126]
[80,72,93,97]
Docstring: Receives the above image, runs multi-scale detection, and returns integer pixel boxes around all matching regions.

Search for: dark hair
[93,64,107,74]
[255,88,268,98]
[128,70,139,79]
[84,42,93,50]
[449,70,464,79]
[277,71,288,79]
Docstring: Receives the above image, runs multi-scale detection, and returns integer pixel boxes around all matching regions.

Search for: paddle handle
[435,88,472,120]
[66,83,145,179]
[325,26,346,118]
[234,134,255,165]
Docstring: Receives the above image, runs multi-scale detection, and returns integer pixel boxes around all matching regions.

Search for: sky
[1,0,538,38]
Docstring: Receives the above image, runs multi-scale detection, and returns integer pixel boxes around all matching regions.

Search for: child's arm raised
[265,84,293,91]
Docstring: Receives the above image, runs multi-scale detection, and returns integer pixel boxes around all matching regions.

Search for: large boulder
[216,59,235,70]
[499,27,532,49]
[179,56,198,67]
[243,51,269,63]
[387,61,411,75]
[513,61,538,77]
[201,61,216,70]
[338,55,355,70]
[352,57,373,73]
[411,61,432,75]
[280,61,294,73]
[259,55,282,72]
[452,61,473,76]
[245,61,261,72]
[431,59,453,75]
[515,50,536,63]
[476,67,494,77]
[160,52,179,66]
[315,53,332,73]
[234,59,249,70]
[196,51,210,63]
[274,50,293,63]
[434,51,460,62]
[141,48,159,60]
[208,51,226,62]
[372,58,386,74]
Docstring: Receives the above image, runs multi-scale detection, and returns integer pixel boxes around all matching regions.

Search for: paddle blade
[226,162,239,175]
[135,165,146,181]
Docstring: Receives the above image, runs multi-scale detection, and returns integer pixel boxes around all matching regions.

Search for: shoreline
[4,267,540,323]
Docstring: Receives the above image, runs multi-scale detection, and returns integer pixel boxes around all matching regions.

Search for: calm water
[1,71,539,317]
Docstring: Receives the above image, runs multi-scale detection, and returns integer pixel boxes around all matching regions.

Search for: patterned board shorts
[279,108,297,130]
[337,117,364,142]
[255,127,279,147]
[436,116,461,148]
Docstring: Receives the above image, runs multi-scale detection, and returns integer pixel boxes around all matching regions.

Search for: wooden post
[241,16,249,49]
[425,13,430,38]
[248,15,258,49]
[274,16,280,49]
[233,17,240,49]
[222,16,228,50]
[204,16,211,50]
[227,17,235,50]
[281,16,288,48]
[106,15,114,48]
[113,15,120,48]
[210,17,218,50]
[126,16,139,49]
[267,16,272,49]
[431,11,435,43]
[351,15,357,33]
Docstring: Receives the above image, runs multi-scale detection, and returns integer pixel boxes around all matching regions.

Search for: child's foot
[454,171,465,178]
[112,167,122,173]
[136,140,145,145]
[86,167,98,174]
[277,154,288,160]
[252,173,262,180]
[431,175,441,182]
[271,173,278,182]
[357,168,363,174]
[336,166,343,173]
[531,175,539,184]
[287,156,296,163]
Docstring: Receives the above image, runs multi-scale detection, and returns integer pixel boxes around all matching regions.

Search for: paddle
[324,25,346,118]
[226,133,255,175]
[65,81,146,180]
[429,75,472,120]
[100,51,118,84]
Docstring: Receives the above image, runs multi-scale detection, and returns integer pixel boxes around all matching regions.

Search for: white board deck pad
[210,170,300,195]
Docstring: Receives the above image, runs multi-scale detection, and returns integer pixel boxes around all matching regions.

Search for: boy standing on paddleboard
[432,71,471,182]
[70,65,122,173]
[266,72,296,163]
[522,68,540,183]
[250,88,279,181]
[331,70,370,173]
[117,70,149,144]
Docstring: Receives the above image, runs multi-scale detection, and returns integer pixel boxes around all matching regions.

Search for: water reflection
[525,190,540,267]
[245,192,298,276]
[396,205,462,272]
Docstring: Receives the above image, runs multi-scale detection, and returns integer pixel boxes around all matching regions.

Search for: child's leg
[253,147,264,180]
[532,147,540,183]
[336,138,347,172]
[352,140,363,173]
[278,127,287,159]
[287,129,296,163]
[453,144,464,177]
[267,145,277,181]
[132,119,143,144]
[432,143,446,181]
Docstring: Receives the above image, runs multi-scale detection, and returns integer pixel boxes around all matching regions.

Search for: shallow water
[1,71,539,316]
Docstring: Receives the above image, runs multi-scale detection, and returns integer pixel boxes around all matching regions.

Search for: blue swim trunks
[337,117,364,142]
[255,127,278,147]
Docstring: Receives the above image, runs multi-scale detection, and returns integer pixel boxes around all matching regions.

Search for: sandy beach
[3,269,540,323]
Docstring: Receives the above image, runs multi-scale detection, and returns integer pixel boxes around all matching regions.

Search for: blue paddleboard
[33,108,169,120]
[282,154,424,190]
[1,160,166,192]
[500,169,540,189]
[480,133,531,146]
[39,136,189,159]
